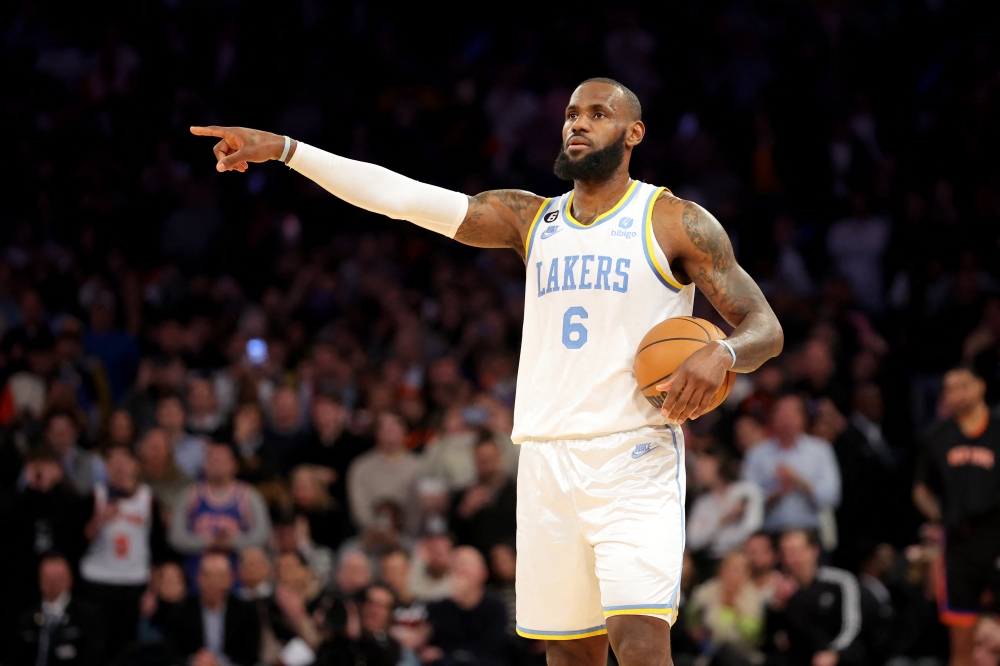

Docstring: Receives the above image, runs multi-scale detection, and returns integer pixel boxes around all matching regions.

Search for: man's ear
[627,121,646,148]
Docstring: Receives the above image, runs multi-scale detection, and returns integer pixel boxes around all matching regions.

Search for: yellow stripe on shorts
[515,624,608,640]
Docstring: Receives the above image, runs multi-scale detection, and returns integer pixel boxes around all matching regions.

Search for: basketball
[634,316,736,414]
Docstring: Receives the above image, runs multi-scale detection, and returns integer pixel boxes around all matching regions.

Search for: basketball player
[192,77,783,666]
[914,367,1000,666]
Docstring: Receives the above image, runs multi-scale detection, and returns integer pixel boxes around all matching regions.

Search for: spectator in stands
[826,191,891,314]
[138,562,187,644]
[229,401,276,482]
[688,447,765,563]
[450,433,517,557]
[742,395,842,533]
[269,551,328,653]
[973,617,1000,666]
[53,325,113,430]
[293,393,370,510]
[745,532,781,602]
[380,548,417,610]
[342,499,412,567]
[347,410,423,530]
[262,386,309,475]
[412,477,451,537]
[137,427,191,527]
[409,532,454,602]
[168,441,271,559]
[235,548,281,664]
[423,407,480,491]
[238,546,274,601]
[687,550,766,662]
[12,553,104,666]
[10,446,87,608]
[488,541,518,637]
[156,395,206,479]
[82,291,139,404]
[834,383,903,570]
[341,583,416,666]
[185,378,225,440]
[44,410,105,496]
[765,530,871,666]
[79,444,168,657]
[2,290,54,371]
[271,512,335,585]
[335,549,374,599]
[290,464,351,551]
[103,408,136,449]
[734,415,768,455]
[157,552,260,666]
[421,546,508,666]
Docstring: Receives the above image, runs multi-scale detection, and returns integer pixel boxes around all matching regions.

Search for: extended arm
[652,193,784,422]
[189,126,543,258]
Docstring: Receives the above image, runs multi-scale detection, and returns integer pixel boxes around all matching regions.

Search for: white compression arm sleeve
[286,141,469,238]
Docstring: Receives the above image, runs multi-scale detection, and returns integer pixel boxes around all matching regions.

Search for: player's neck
[955,402,990,438]
[571,171,633,225]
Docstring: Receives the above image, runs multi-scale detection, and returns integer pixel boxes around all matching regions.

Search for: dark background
[2,0,1000,664]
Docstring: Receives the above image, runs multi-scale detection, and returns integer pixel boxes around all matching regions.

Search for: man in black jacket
[764,530,881,666]
[11,553,104,666]
[157,552,261,666]
[450,434,517,557]
[423,546,509,666]
[9,447,88,611]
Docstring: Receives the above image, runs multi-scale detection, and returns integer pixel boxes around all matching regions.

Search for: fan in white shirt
[687,447,764,560]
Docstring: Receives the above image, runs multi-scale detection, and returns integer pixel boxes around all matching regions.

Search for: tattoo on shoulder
[455,189,539,253]
[655,193,782,370]
[491,190,538,226]
[680,201,757,319]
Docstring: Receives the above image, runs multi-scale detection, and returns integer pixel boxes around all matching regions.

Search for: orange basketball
[634,316,736,415]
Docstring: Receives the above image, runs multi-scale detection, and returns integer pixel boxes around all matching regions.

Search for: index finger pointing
[190,125,226,137]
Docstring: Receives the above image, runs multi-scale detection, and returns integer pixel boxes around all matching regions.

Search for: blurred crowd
[3,0,1000,665]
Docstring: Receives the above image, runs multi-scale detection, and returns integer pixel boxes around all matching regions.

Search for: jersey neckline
[562,180,641,229]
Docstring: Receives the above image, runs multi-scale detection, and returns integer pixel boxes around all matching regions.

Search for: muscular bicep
[655,198,770,327]
[455,190,544,259]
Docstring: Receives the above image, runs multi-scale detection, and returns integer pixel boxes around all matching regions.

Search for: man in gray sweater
[347,410,423,531]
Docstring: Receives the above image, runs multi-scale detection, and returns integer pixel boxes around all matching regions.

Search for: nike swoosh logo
[540,226,561,239]
[631,446,659,459]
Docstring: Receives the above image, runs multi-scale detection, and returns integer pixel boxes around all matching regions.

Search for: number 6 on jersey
[562,306,589,349]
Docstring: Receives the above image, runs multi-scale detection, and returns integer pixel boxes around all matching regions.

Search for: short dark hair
[780,528,821,549]
[356,582,396,607]
[25,443,61,464]
[703,446,740,483]
[379,547,410,563]
[946,365,985,382]
[39,551,71,568]
[101,442,135,460]
[474,428,498,449]
[43,409,81,432]
[579,77,642,121]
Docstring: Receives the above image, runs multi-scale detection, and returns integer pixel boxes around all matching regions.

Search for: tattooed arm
[455,190,546,259]
[651,192,784,422]
[188,126,543,257]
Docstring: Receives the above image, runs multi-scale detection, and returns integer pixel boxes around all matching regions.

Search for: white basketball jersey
[80,483,154,585]
[511,181,696,443]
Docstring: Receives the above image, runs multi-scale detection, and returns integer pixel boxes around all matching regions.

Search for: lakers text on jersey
[512,181,695,443]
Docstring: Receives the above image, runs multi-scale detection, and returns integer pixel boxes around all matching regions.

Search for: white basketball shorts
[514,425,687,641]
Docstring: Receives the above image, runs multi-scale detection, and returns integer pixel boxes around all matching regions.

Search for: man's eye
[595,113,605,119]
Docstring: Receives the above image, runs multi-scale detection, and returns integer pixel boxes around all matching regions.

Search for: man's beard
[553,131,627,182]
